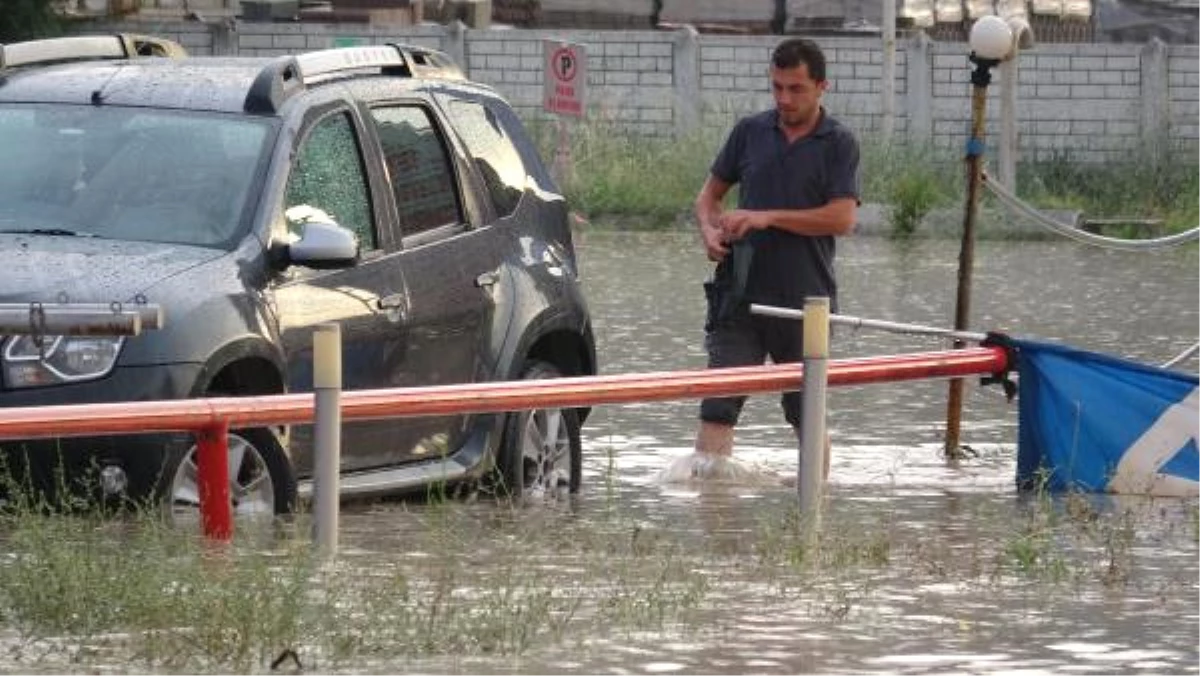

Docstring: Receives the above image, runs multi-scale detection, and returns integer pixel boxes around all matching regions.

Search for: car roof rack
[0,33,186,70]
[243,43,465,115]
[298,43,464,82]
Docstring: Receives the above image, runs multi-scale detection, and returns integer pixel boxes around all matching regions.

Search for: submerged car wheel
[495,360,582,499]
[160,428,296,523]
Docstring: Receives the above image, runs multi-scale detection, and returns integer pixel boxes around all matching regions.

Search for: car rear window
[444,100,528,219]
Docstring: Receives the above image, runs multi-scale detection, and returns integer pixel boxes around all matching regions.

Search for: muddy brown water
[7,231,1199,674]
[330,231,1199,674]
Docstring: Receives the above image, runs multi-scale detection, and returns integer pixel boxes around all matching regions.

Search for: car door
[364,99,511,466]
[272,104,415,477]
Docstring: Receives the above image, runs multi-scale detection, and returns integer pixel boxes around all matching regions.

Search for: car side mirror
[286,220,359,269]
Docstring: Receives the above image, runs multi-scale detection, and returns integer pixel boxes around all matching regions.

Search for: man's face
[770,63,827,128]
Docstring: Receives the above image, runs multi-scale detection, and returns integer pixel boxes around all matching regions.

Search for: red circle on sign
[551,47,577,83]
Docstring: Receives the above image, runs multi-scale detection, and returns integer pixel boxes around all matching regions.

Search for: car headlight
[3,335,124,388]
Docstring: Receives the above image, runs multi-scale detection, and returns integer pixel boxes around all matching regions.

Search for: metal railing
[0,320,1008,541]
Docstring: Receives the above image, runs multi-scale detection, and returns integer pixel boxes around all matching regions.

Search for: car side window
[285,111,376,250]
[444,100,527,218]
[370,106,462,238]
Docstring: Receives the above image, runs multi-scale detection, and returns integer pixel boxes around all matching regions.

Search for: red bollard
[195,420,232,540]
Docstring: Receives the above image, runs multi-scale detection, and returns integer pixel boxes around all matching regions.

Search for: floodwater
[6,231,1199,674]
[333,231,1200,674]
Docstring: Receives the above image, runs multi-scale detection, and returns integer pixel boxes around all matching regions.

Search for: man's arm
[695,174,733,261]
[719,198,857,240]
[721,128,860,240]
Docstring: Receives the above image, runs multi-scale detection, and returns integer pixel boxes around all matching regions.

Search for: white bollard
[798,297,829,522]
[312,323,342,557]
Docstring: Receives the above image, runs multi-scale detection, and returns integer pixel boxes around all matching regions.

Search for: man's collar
[767,107,836,137]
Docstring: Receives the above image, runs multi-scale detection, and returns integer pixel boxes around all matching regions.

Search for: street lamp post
[943,16,1012,459]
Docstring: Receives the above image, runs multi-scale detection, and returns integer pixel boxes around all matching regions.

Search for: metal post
[945,55,996,459]
[552,116,574,189]
[881,0,897,142]
[196,420,232,541]
[312,323,343,556]
[799,297,829,519]
[0,304,163,337]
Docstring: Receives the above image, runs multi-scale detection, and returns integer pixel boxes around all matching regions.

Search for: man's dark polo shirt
[711,108,860,312]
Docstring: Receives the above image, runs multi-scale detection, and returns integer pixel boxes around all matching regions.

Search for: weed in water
[1190,503,1200,543]
[1097,516,1134,588]
[887,168,945,238]
[602,444,618,511]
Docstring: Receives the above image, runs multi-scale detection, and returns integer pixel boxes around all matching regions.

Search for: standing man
[691,37,859,478]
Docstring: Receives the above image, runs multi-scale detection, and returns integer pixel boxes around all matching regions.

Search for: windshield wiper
[0,228,98,238]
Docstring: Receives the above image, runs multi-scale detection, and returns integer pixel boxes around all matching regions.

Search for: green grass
[531,119,726,228]
[0,477,1190,673]
[1018,149,1200,235]
[534,120,1199,238]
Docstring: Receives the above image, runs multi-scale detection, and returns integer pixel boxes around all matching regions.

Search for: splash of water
[656,452,780,487]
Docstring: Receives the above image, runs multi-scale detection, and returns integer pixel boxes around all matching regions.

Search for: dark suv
[0,35,595,516]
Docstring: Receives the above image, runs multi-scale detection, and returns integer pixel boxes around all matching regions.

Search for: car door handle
[538,246,565,277]
[475,271,500,288]
[377,293,408,322]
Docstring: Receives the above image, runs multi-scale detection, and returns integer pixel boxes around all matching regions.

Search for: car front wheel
[494,360,582,499]
[159,427,296,524]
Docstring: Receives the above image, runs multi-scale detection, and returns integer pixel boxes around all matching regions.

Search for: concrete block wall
[466,30,677,134]
[930,42,1147,163]
[696,35,910,138]
[1016,46,1143,163]
[232,23,448,56]
[80,19,1198,164]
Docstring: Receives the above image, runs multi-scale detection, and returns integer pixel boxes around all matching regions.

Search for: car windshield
[0,103,273,249]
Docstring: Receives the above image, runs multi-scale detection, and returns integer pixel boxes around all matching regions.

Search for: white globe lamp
[969,15,1014,61]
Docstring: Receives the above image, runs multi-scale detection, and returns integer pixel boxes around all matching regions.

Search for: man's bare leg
[656,421,737,482]
[695,421,735,457]
[685,421,736,479]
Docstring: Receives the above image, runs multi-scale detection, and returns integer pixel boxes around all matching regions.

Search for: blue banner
[1009,337,1198,496]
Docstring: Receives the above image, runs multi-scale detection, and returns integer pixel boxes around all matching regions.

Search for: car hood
[0,235,227,305]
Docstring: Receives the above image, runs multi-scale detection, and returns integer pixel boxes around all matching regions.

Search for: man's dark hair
[771,38,826,81]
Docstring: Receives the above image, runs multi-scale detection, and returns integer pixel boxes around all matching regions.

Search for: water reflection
[6,232,1196,674]
[565,231,1198,674]
[327,233,1196,674]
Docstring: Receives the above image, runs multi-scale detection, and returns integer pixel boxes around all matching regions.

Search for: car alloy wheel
[164,428,295,523]
[496,360,582,499]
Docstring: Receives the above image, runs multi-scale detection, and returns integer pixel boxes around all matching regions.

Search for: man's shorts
[699,284,805,427]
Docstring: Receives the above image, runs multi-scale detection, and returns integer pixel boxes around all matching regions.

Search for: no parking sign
[544,40,587,117]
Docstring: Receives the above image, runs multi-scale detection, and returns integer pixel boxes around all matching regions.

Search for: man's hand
[718,209,767,240]
[694,174,733,262]
[701,223,729,262]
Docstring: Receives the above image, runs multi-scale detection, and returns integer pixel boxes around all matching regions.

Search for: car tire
[493,360,582,499]
[158,427,296,523]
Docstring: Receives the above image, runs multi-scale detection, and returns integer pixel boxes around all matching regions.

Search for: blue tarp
[1008,337,1199,496]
